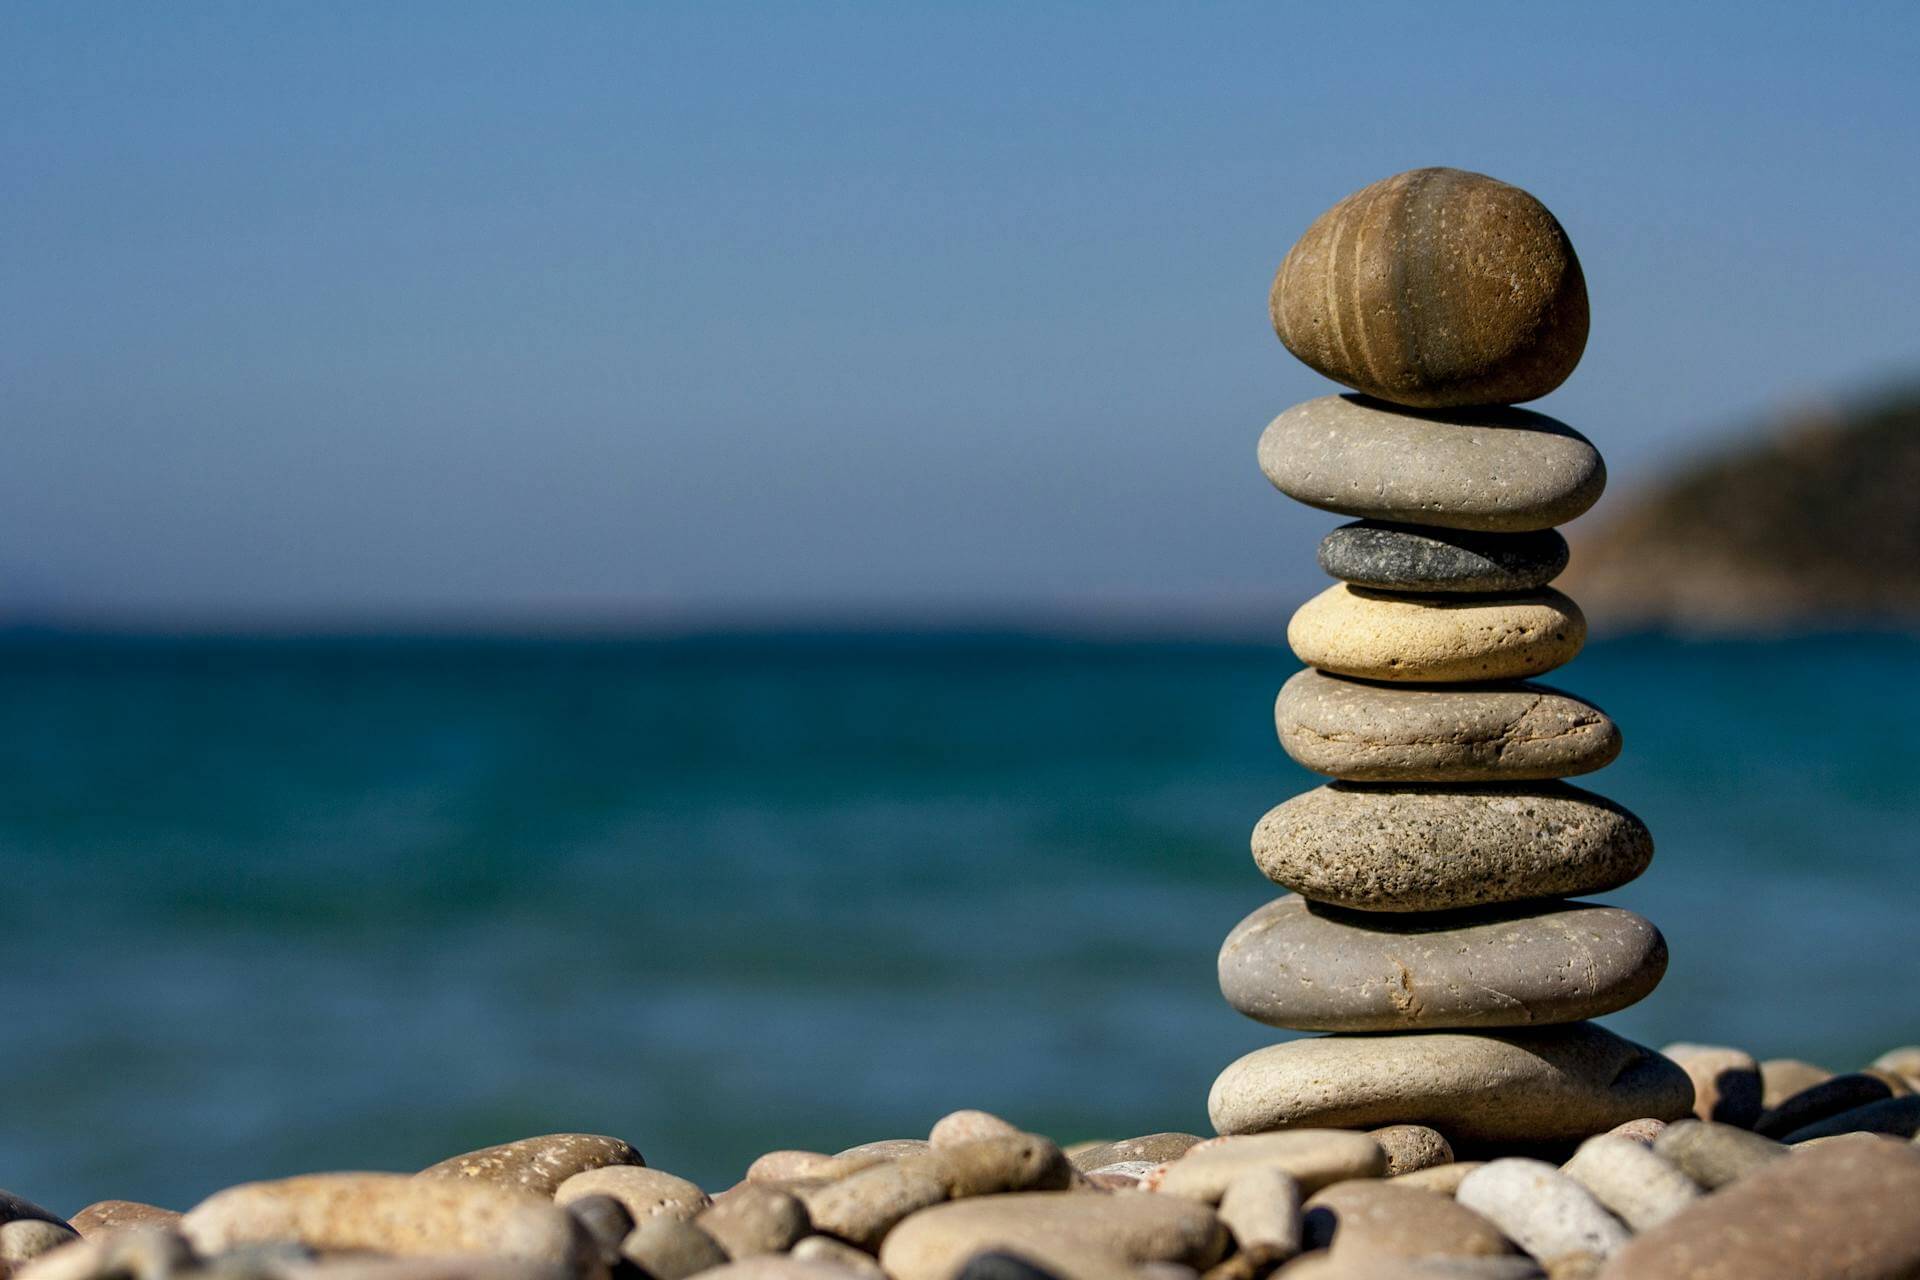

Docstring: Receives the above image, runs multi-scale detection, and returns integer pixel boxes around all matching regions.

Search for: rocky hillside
[1565,384,1920,631]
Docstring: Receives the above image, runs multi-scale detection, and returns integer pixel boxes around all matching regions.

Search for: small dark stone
[567,1193,637,1260]
[1319,521,1570,593]
[957,1251,1064,1280]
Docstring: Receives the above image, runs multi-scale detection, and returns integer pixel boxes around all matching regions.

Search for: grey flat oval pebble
[1649,1120,1785,1189]
[1275,670,1619,782]
[1209,1023,1693,1144]
[1258,396,1605,532]
[1303,1180,1514,1261]
[1251,783,1654,913]
[1219,895,1666,1032]
[1559,1135,1699,1231]
[1319,521,1569,593]
[1455,1159,1627,1264]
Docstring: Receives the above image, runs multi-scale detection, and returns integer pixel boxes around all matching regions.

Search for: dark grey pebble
[1318,520,1570,593]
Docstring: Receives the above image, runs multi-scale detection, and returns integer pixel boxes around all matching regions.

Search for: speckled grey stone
[1218,895,1666,1032]
[1275,670,1620,782]
[1319,521,1570,593]
[1251,782,1654,912]
[1258,396,1605,533]
[1209,1023,1693,1144]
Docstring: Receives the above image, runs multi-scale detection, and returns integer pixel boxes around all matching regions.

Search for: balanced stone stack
[1209,168,1694,1147]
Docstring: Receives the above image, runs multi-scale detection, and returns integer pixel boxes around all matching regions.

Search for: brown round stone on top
[1271,167,1589,407]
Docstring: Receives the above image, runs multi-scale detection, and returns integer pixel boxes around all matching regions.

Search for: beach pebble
[415,1133,643,1198]
[180,1173,590,1266]
[877,1193,1229,1280]
[1780,1094,1920,1143]
[930,1112,1022,1149]
[790,1238,885,1278]
[1276,1257,1545,1280]
[67,1203,182,1242]
[1367,1127,1453,1177]
[749,1153,848,1184]
[1155,1132,1386,1202]
[1596,1135,1920,1279]
[1069,1136,1201,1173]
[555,1165,711,1222]
[1758,1058,1833,1108]
[697,1259,882,1280]
[1209,1023,1692,1143]
[1658,1044,1762,1128]
[620,1215,730,1280]
[276,1262,573,1280]
[913,1137,1075,1199]
[800,1162,949,1251]
[0,1221,79,1264]
[1259,398,1603,534]
[1391,1163,1484,1197]
[1870,1045,1920,1087]
[1274,671,1618,783]
[1651,1120,1786,1189]
[1601,1118,1666,1147]
[1303,1181,1513,1261]
[1219,895,1664,1030]
[1270,168,1588,408]
[1755,1072,1902,1139]
[1318,522,1570,595]
[1250,784,1653,914]
[1216,1168,1302,1259]
[13,1229,193,1280]
[562,1193,634,1261]
[1288,585,1586,684]
[1456,1160,1627,1266]
[0,1195,66,1232]
[696,1186,810,1258]
[1558,1135,1697,1231]
[1085,1162,1159,1184]
[836,1141,929,1161]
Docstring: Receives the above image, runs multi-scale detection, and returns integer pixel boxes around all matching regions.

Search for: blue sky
[3,3,1916,625]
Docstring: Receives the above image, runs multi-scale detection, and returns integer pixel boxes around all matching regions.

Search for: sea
[2,630,1915,1213]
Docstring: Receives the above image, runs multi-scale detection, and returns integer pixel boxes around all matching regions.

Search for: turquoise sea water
[2,631,1916,1213]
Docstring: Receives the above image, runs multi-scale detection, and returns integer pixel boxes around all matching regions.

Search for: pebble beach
[9,166,1920,1280]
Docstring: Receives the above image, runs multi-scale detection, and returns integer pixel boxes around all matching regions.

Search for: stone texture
[1602,1118,1667,1146]
[1780,1095,1920,1143]
[0,1220,79,1264]
[1274,671,1618,783]
[180,1173,590,1265]
[1558,1136,1698,1231]
[1318,522,1571,595]
[1209,1023,1692,1144]
[800,1163,947,1251]
[929,1112,1021,1148]
[1870,1046,1920,1087]
[1392,1163,1484,1197]
[1259,398,1603,534]
[1156,1132,1386,1202]
[555,1166,711,1223]
[274,1261,575,1280]
[1597,1135,1920,1280]
[1068,1135,1202,1173]
[1250,784,1654,913]
[1276,1258,1544,1280]
[791,1237,885,1279]
[877,1193,1228,1280]
[699,1260,881,1280]
[67,1203,182,1242]
[1455,1161,1626,1266]
[1759,1058,1833,1109]
[1755,1073,1904,1139]
[1270,168,1588,409]
[1219,895,1664,1030]
[1217,1167,1303,1259]
[1287,585,1586,683]
[620,1215,730,1280]
[908,1136,1075,1198]
[1658,1044,1763,1128]
[415,1133,642,1198]
[15,1231,194,1280]
[695,1186,809,1258]
[835,1141,928,1161]
[1367,1127,1453,1178]
[1650,1120,1785,1189]
[1302,1181,1513,1261]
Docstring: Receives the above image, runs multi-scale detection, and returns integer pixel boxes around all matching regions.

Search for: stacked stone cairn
[1208,168,1697,1150]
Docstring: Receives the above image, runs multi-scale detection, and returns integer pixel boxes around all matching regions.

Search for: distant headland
[1566,382,1920,632]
